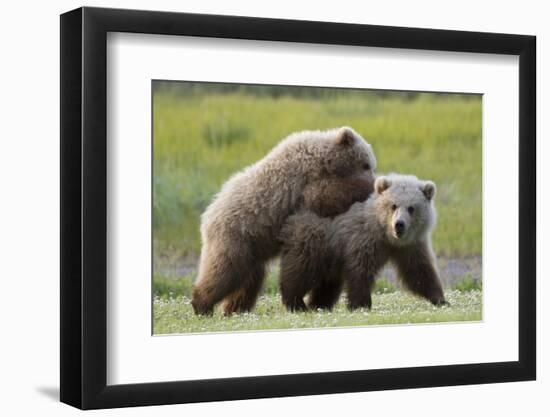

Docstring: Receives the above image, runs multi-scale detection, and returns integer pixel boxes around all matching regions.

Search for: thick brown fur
[302,175,374,217]
[191,127,377,315]
[279,174,446,311]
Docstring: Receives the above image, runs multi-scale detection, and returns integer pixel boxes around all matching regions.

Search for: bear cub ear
[335,127,356,146]
[375,176,391,194]
[422,181,436,200]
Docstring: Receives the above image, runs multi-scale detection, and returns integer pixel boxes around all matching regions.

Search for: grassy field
[153,289,482,335]
[153,85,482,263]
[152,82,482,334]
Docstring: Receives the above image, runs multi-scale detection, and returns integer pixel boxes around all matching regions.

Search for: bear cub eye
[362,163,370,171]
[391,204,398,211]
[407,206,415,215]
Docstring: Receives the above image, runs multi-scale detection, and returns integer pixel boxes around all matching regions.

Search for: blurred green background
[154,82,481,261]
[152,81,482,333]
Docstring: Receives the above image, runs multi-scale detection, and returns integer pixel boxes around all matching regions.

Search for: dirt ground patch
[156,255,482,289]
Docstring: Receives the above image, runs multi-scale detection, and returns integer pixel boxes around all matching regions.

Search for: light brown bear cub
[279,174,447,311]
[192,127,377,315]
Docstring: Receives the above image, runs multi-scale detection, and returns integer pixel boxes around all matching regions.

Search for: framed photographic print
[60,6,536,409]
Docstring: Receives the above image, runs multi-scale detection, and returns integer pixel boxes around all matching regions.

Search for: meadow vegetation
[153,289,482,334]
[152,82,482,334]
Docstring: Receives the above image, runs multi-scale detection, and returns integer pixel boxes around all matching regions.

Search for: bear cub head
[373,174,437,246]
[326,127,376,183]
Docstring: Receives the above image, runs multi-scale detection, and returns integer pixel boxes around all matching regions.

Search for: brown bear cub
[278,174,447,311]
[192,127,377,315]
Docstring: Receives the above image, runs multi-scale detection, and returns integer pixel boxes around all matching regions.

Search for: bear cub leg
[192,246,259,315]
[221,264,265,315]
[280,278,308,312]
[307,278,343,310]
[394,244,447,306]
[279,252,315,312]
[346,271,375,310]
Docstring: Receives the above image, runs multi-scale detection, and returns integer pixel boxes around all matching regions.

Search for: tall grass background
[152,81,482,333]
[153,81,482,267]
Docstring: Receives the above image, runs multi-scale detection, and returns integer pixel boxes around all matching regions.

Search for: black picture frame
[60,6,536,410]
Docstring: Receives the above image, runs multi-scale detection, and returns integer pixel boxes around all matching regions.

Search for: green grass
[152,272,482,335]
[152,84,482,333]
[153,290,482,335]
[154,271,399,299]
[452,274,483,292]
[373,277,397,294]
[153,273,194,299]
[153,87,482,265]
